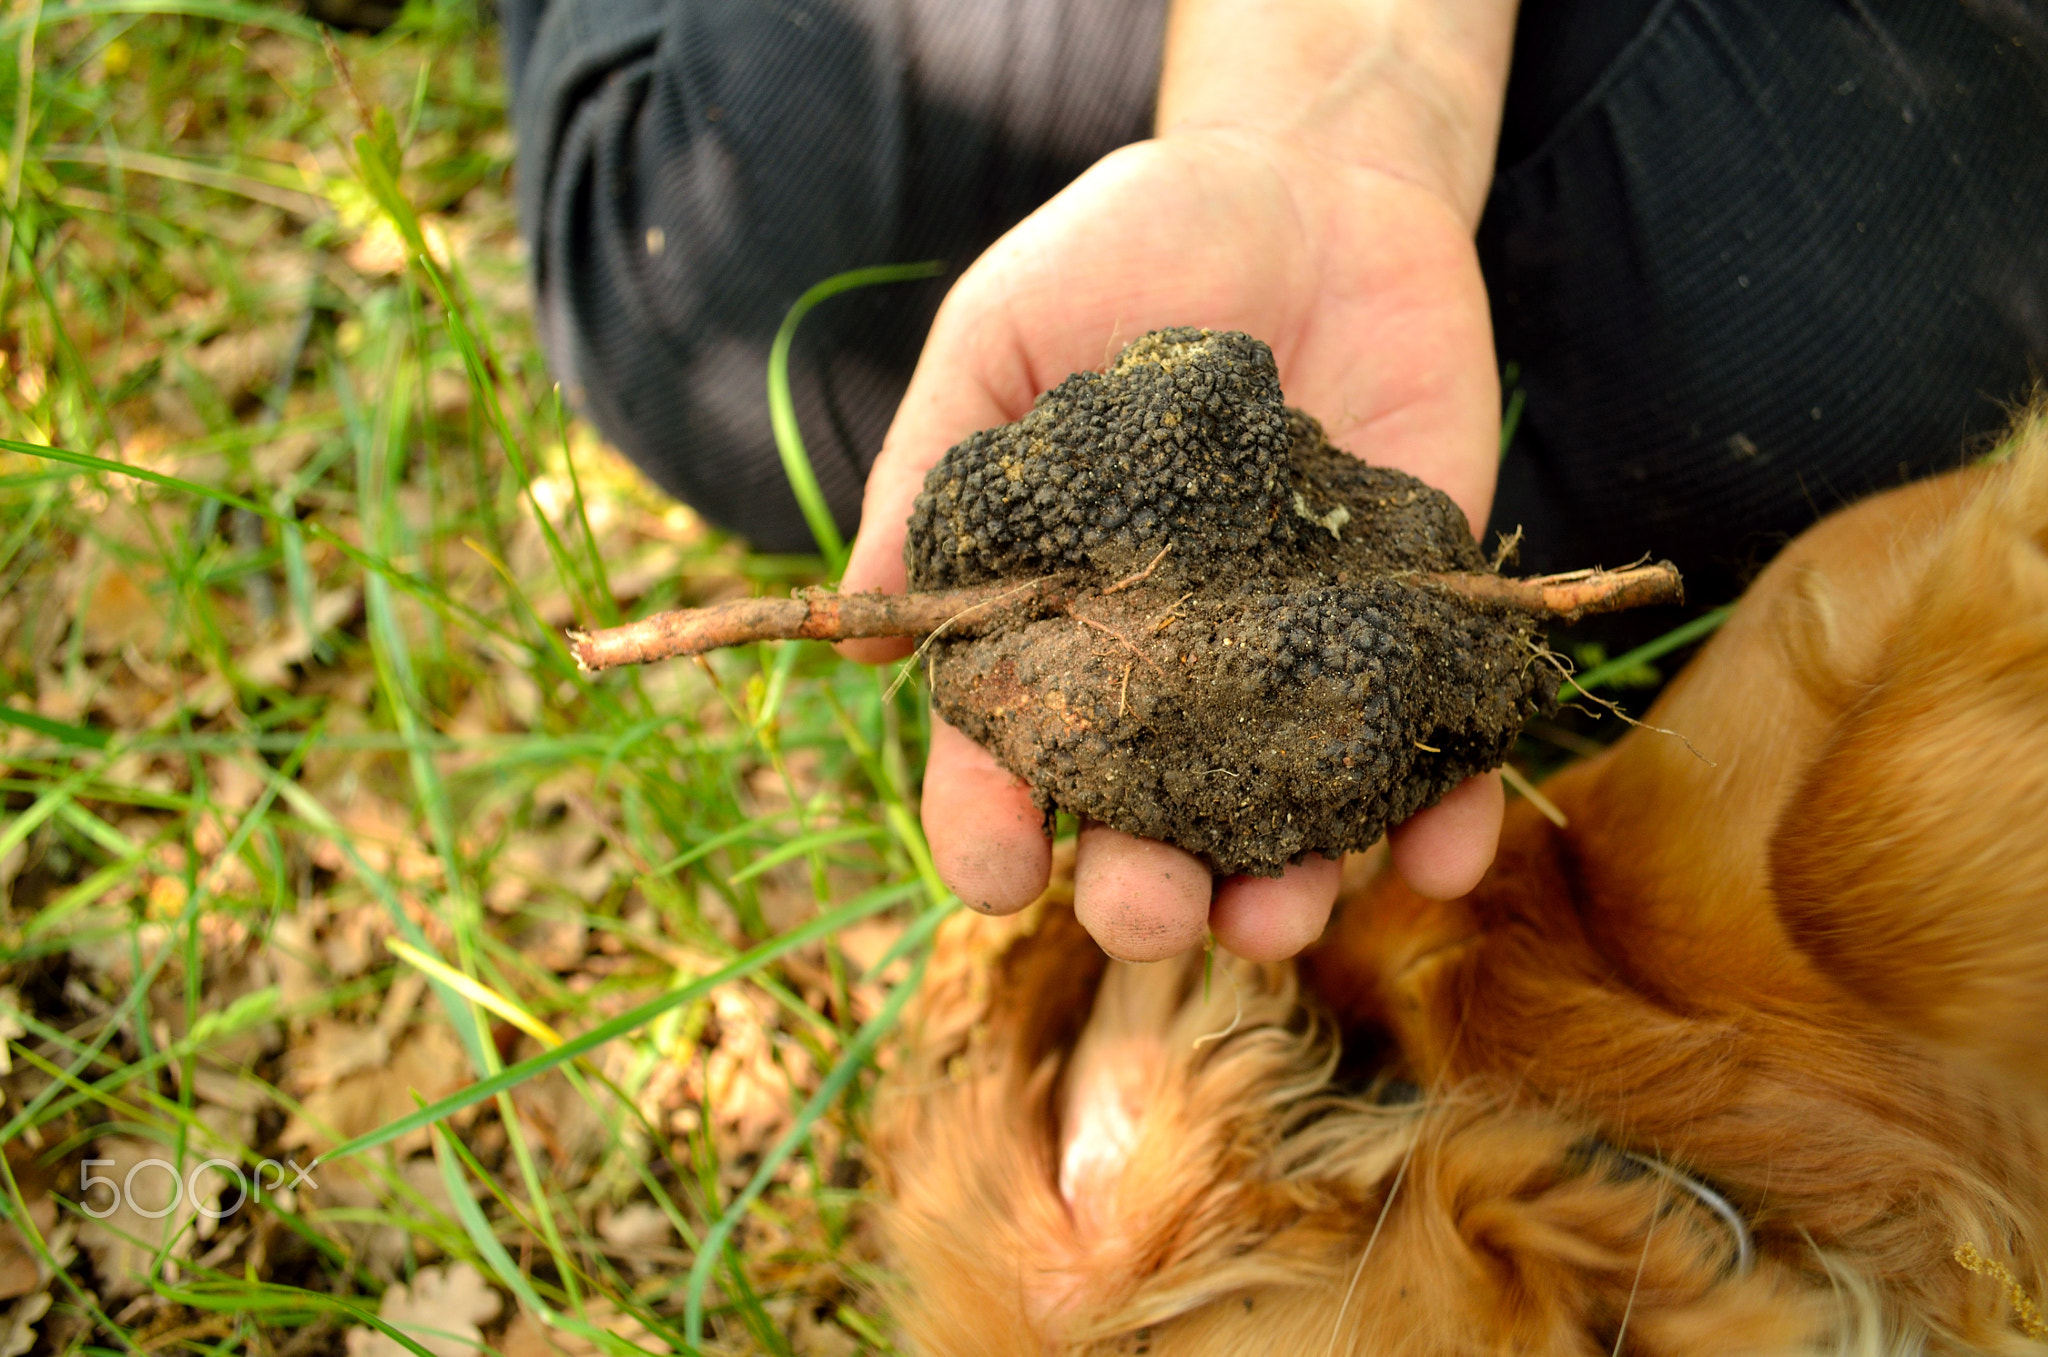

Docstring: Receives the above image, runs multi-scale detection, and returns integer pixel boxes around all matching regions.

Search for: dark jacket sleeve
[507,0,920,550]
[505,0,1166,551]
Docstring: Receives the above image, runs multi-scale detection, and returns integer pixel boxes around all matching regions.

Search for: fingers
[1073,823,1212,963]
[1210,854,1343,960]
[1385,771,1503,900]
[921,717,1052,915]
[921,716,1220,961]
[926,748,1498,942]
[835,382,997,664]
[1072,834,1341,963]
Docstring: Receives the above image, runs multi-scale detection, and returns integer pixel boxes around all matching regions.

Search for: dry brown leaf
[298,1157,438,1279]
[321,904,391,979]
[76,562,166,655]
[188,321,297,400]
[344,215,452,279]
[484,826,611,916]
[426,365,470,419]
[702,987,811,1163]
[251,424,324,482]
[268,909,326,1010]
[202,757,269,816]
[593,1202,672,1253]
[508,1067,609,1176]
[0,599,21,666]
[512,914,587,972]
[498,1300,653,1357]
[237,587,360,689]
[188,1067,271,1123]
[343,1262,501,1357]
[0,1292,51,1357]
[190,1098,261,1166]
[832,917,910,1024]
[73,1137,234,1299]
[832,919,905,980]
[0,989,22,1080]
[306,797,444,889]
[0,1198,58,1302]
[284,1017,391,1094]
[64,918,171,986]
[280,1021,470,1157]
[754,869,821,936]
[783,1306,860,1357]
[31,668,88,724]
[0,844,22,906]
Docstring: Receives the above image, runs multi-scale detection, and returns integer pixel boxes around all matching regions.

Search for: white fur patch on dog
[1056,960,1183,1236]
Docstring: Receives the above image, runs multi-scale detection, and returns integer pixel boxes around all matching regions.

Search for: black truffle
[907,328,1553,877]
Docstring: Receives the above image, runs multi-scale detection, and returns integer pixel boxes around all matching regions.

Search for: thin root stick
[567,561,1683,673]
[1414,560,1682,622]
[1102,542,1173,595]
[1191,967,1244,1050]
[1534,644,1718,767]
[1076,615,1167,676]
[882,577,1060,702]
[1117,659,1134,718]
[1489,524,1524,571]
[1499,762,1568,828]
[569,575,1068,674]
[1152,592,1196,632]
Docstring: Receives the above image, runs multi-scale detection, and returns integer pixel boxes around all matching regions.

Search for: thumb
[838,284,1042,659]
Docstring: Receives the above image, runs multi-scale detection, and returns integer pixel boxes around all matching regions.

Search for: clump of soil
[905,328,1554,877]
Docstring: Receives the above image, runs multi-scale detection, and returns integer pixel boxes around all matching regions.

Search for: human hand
[839,123,1508,960]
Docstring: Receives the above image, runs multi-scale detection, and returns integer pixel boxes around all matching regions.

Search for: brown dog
[873,407,2048,1356]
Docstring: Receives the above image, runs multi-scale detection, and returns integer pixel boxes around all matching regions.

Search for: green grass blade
[768,262,944,574]
[644,810,802,879]
[268,777,492,1071]
[318,882,916,1164]
[2,436,514,645]
[1498,360,1525,458]
[1558,604,1734,701]
[0,701,108,749]
[0,764,93,864]
[429,1124,558,1318]
[857,898,957,985]
[345,121,601,625]
[156,1283,441,1357]
[0,0,322,40]
[683,947,930,1342]
[724,823,887,884]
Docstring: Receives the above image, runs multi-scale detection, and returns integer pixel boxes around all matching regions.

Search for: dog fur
[872,407,2048,1355]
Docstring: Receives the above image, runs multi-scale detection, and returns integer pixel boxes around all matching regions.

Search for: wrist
[1156,0,1519,228]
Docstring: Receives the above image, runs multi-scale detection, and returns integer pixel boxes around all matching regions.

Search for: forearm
[1156,0,1519,227]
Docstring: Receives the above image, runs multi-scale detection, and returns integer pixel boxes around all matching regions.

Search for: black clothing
[506,0,1165,551]
[1484,0,2048,603]
[507,0,2048,611]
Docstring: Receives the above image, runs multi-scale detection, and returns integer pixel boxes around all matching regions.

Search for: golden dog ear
[1771,405,2048,1082]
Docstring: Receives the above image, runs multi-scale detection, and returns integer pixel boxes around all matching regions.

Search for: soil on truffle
[905,329,1554,878]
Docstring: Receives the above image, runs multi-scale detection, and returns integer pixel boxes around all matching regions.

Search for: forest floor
[0,5,943,1354]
